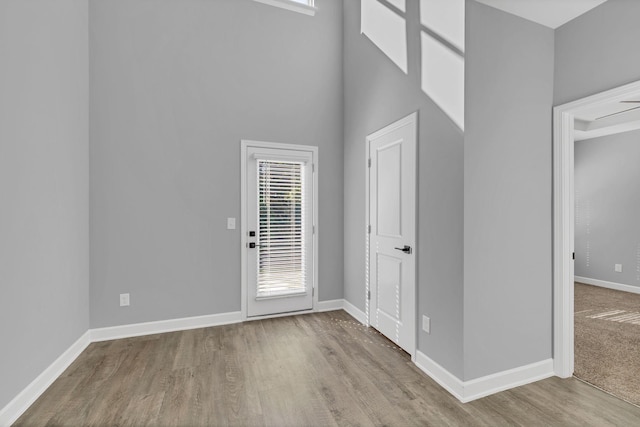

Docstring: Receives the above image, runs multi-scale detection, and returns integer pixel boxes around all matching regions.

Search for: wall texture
[464,1,554,380]
[343,0,465,378]
[575,130,640,287]
[555,0,640,106]
[89,0,344,328]
[0,0,89,410]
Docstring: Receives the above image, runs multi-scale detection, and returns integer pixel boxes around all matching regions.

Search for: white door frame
[553,79,640,377]
[240,140,319,321]
[365,111,418,360]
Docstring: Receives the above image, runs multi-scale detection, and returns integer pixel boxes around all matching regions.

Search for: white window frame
[253,0,317,16]
[240,140,319,320]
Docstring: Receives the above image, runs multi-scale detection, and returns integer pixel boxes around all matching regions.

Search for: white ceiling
[474,0,608,29]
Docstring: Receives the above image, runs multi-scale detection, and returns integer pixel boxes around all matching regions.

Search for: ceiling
[474,0,608,29]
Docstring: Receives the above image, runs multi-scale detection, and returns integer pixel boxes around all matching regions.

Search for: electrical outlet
[615,264,623,273]
[422,315,431,334]
[120,293,130,307]
[227,217,236,230]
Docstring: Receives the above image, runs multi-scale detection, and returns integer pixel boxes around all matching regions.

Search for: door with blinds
[243,143,316,317]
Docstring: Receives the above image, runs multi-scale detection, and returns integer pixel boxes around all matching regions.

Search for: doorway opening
[554,79,640,404]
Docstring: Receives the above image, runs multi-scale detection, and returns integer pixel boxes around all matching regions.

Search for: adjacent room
[574,121,640,405]
[2,0,640,425]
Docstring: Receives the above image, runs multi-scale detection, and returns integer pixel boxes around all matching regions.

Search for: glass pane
[257,160,306,298]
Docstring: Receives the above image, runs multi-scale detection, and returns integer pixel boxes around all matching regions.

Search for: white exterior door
[368,113,417,356]
[243,143,316,317]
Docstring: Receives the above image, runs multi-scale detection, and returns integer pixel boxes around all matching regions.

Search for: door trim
[240,140,319,321]
[365,111,418,359]
[553,79,640,377]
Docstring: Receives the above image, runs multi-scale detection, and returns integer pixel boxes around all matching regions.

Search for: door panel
[377,141,402,237]
[368,113,416,356]
[376,253,402,321]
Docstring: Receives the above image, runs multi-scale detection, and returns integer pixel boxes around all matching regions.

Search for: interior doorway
[553,80,640,403]
[366,112,418,358]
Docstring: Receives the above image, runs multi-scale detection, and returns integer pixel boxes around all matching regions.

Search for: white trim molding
[0,331,91,427]
[253,0,317,16]
[553,79,640,379]
[90,312,243,342]
[316,299,345,312]
[575,276,640,295]
[414,351,554,403]
[343,299,368,325]
[414,351,465,400]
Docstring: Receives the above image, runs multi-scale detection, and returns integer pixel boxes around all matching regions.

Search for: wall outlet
[120,293,130,307]
[227,217,236,230]
[422,315,431,334]
[615,264,623,273]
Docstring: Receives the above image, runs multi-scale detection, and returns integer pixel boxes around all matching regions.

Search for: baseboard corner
[342,299,368,324]
[414,351,465,401]
[413,352,554,403]
[0,330,91,427]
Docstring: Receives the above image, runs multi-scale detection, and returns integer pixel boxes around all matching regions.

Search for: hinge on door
[572,252,575,260]
[368,224,371,234]
[312,163,315,173]
[367,290,371,300]
[313,225,315,235]
[312,287,315,297]
[368,158,372,168]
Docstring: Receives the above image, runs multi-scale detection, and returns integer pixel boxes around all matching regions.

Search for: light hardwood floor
[15,310,640,426]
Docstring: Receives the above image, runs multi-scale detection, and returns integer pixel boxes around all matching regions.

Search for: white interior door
[368,113,417,356]
[244,144,315,317]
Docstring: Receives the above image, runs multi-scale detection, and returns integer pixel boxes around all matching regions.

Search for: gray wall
[555,0,640,106]
[464,1,554,380]
[89,0,344,328]
[575,130,640,287]
[343,0,465,378]
[0,0,89,410]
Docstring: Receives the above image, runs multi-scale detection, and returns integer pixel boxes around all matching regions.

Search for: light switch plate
[120,293,130,307]
[227,217,236,230]
[615,264,623,273]
[422,315,431,334]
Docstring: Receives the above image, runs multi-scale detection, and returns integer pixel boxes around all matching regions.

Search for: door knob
[248,242,263,249]
[394,245,412,254]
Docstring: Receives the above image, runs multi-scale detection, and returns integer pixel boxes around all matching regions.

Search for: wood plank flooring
[14,310,640,426]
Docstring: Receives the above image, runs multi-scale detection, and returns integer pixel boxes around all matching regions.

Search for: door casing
[240,140,319,321]
[553,79,640,377]
[365,112,418,360]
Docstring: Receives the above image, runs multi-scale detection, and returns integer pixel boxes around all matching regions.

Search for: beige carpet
[575,282,640,406]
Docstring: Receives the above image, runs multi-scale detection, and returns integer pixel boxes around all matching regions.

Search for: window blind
[257,159,307,298]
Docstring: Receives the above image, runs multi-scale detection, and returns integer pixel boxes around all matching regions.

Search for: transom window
[253,0,317,16]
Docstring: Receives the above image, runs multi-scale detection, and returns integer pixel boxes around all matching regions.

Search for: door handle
[394,245,412,254]
[248,242,263,249]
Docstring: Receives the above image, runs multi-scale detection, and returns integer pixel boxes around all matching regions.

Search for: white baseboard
[575,276,640,295]
[342,299,368,325]
[0,331,91,427]
[316,299,345,312]
[414,351,465,400]
[414,351,554,403]
[463,359,554,402]
[91,311,243,342]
